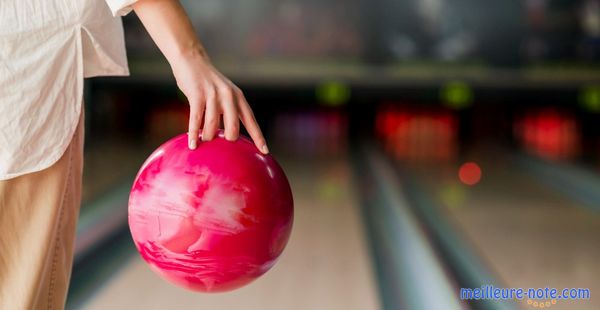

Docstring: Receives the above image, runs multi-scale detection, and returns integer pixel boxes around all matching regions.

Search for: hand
[170,48,268,153]
[131,0,268,153]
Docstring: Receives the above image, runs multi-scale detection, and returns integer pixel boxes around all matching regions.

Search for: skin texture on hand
[132,0,268,154]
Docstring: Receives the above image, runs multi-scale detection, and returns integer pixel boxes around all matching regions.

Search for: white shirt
[0,0,139,180]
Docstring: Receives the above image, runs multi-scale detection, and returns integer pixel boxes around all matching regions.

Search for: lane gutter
[353,146,464,310]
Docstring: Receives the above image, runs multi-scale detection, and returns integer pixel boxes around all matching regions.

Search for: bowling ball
[128,131,294,292]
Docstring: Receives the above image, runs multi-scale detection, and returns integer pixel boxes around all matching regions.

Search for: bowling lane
[83,155,380,310]
[404,147,600,310]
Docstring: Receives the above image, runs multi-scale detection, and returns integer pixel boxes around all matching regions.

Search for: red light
[459,162,482,186]
[516,109,580,160]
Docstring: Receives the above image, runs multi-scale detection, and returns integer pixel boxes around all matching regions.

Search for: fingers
[237,90,268,154]
[187,96,205,150]
[220,86,240,141]
[184,78,265,154]
[202,87,219,141]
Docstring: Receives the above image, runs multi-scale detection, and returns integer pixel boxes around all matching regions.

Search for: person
[0,0,267,308]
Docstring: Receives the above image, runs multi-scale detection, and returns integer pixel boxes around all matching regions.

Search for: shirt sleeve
[105,0,139,16]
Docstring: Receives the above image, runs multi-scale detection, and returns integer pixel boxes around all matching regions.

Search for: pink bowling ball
[128,131,294,292]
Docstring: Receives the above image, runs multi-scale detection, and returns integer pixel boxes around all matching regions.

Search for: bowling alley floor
[80,155,381,310]
[406,147,600,310]
[71,141,600,310]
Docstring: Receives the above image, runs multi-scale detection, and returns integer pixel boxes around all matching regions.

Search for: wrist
[167,41,210,67]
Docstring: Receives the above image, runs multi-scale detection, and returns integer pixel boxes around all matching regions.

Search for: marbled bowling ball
[128,131,294,292]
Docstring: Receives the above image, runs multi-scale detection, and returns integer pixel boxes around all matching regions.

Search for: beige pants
[0,111,84,310]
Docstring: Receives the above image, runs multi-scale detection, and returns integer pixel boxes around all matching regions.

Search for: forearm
[132,0,208,64]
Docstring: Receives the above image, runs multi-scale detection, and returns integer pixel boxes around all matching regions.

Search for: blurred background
[69,0,600,309]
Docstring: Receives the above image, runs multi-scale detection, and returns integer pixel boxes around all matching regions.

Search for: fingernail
[189,139,197,150]
[261,145,269,154]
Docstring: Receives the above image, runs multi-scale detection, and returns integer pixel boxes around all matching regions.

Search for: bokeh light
[316,81,351,107]
[439,182,467,209]
[441,81,473,110]
[580,85,600,113]
[375,105,458,162]
[513,109,580,161]
[458,162,482,185]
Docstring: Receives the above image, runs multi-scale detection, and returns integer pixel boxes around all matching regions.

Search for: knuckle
[234,87,244,96]
[216,82,229,93]
[228,101,239,112]
[190,113,202,122]
[207,117,219,126]
[191,87,204,98]
[223,90,235,101]
[238,101,251,114]
[205,85,217,99]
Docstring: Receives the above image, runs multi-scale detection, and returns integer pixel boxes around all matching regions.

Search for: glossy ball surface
[129,132,294,292]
